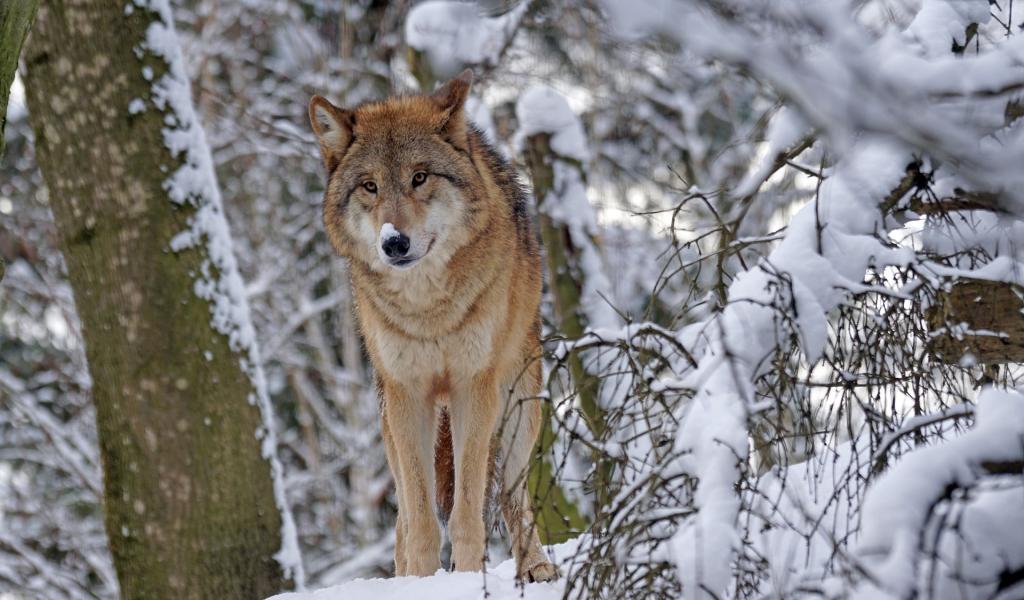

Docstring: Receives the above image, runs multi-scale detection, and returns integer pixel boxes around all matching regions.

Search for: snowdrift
[268,541,578,600]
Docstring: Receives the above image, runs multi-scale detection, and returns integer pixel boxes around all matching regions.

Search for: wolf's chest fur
[352,242,516,392]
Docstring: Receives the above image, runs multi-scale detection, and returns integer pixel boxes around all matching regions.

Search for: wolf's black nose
[382,232,411,258]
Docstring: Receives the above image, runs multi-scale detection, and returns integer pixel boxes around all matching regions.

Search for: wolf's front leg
[448,373,501,572]
[381,378,441,576]
[381,410,409,576]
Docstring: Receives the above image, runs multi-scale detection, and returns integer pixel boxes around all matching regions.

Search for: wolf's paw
[522,561,559,583]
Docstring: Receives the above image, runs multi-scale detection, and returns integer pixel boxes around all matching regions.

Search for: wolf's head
[309,70,491,273]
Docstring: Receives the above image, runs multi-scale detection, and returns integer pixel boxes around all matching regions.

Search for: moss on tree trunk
[22,2,289,598]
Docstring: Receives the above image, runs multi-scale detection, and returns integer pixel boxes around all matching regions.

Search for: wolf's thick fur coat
[308,71,557,582]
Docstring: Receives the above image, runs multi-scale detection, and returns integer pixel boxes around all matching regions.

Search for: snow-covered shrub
[526,1,1024,598]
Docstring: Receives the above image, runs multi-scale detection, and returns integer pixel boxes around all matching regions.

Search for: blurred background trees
[2,0,1023,598]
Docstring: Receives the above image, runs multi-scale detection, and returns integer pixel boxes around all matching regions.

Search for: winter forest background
[2,0,1024,599]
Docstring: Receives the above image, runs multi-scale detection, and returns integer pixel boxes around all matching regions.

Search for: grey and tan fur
[308,70,558,582]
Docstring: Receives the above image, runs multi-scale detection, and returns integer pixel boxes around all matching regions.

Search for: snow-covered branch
[855,387,1024,599]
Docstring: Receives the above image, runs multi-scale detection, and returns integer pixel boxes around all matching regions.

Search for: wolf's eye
[362,181,377,194]
[411,171,428,187]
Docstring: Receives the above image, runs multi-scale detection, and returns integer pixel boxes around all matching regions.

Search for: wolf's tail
[434,408,502,528]
[435,409,454,524]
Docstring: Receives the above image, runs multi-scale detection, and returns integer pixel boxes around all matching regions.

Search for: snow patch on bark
[514,85,615,329]
[514,85,589,164]
[405,0,528,77]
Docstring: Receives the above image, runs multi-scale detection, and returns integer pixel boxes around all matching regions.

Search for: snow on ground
[268,540,578,600]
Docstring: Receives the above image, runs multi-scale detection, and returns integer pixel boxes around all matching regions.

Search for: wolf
[308,70,558,582]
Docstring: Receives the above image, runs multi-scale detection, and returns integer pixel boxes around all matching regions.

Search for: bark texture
[22,2,288,598]
[0,0,39,159]
[928,280,1024,364]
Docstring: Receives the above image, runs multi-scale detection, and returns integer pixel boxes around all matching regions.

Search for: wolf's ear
[309,95,355,172]
[431,69,473,151]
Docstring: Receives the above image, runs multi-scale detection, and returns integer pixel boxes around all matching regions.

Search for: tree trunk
[1,0,39,159]
[523,134,605,436]
[22,1,293,598]
[522,131,614,539]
